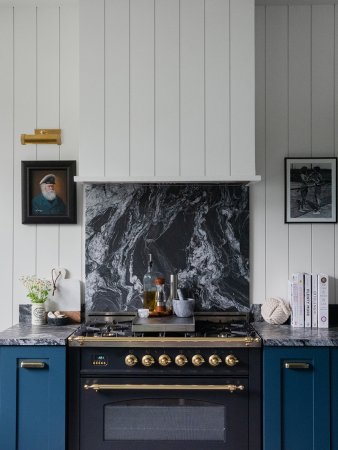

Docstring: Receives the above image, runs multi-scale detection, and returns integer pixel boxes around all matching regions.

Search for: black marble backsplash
[85,184,249,312]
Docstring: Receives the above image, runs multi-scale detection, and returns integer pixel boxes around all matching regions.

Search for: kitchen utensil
[173,298,195,318]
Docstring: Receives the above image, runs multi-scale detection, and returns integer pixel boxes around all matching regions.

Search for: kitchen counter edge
[0,323,79,345]
[253,322,338,346]
[2,322,338,346]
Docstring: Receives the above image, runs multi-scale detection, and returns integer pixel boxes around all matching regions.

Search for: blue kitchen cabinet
[0,346,66,450]
[263,347,330,450]
[332,348,338,450]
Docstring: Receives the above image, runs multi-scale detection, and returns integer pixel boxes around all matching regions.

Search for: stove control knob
[225,354,239,367]
[192,354,205,367]
[209,354,222,367]
[158,354,172,367]
[175,354,188,367]
[142,355,155,367]
[125,354,138,367]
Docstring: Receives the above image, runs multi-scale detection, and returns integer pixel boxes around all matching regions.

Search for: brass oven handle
[84,383,245,393]
[20,361,46,369]
[284,362,310,370]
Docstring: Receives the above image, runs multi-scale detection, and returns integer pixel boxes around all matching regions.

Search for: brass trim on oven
[69,335,261,347]
[83,383,245,393]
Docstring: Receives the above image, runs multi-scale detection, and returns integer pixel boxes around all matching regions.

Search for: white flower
[20,275,52,303]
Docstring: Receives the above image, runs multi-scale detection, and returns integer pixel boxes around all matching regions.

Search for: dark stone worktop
[0,323,79,346]
[253,322,338,346]
[2,321,338,347]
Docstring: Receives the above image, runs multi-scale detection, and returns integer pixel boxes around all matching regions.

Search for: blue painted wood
[263,347,330,450]
[0,346,66,450]
[332,348,338,450]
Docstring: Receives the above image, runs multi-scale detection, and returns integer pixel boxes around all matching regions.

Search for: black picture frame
[21,160,77,224]
[285,157,337,223]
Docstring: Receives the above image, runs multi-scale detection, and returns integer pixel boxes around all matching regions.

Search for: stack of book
[288,273,329,328]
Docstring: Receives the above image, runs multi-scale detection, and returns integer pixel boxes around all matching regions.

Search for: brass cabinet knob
[175,354,188,367]
[192,354,205,367]
[208,354,222,367]
[142,355,155,367]
[158,354,172,367]
[225,354,239,367]
[125,354,138,367]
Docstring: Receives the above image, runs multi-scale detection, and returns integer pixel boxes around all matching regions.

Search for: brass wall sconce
[21,129,61,145]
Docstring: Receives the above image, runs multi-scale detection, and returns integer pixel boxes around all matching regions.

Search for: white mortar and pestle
[172,289,195,318]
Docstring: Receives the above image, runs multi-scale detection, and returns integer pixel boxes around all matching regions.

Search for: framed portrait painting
[285,157,337,223]
[21,160,77,224]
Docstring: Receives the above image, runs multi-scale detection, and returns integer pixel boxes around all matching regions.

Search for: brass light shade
[21,129,61,145]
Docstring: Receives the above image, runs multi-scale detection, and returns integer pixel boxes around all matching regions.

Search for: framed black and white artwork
[285,157,337,223]
[21,160,77,224]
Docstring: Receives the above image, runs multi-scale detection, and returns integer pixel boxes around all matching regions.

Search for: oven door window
[104,398,225,441]
[80,378,248,450]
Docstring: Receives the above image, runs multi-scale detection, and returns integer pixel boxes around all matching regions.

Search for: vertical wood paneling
[79,0,104,176]
[205,0,230,177]
[230,0,255,176]
[0,6,14,330]
[288,6,312,275]
[180,0,205,176]
[335,5,338,304]
[105,0,130,177]
[155,0,180,176]
[130,0,155,177]
[59,2,81,279]
[36,5,60,278]
[311,5,335,303]
[0,1,81,330]
[253,4,338,305]
[12,6,37,325]
[37,5,59,161]
[265,6,289,300]
[250,5,266,304]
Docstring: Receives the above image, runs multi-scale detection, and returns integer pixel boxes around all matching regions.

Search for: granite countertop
[253,322,338,346]
[0,323,79,346]
[2,321,338,347]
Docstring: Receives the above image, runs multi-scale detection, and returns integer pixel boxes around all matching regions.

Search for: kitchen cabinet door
[331,348,338,450]
[263,347,330,450]
[0,346,66,450]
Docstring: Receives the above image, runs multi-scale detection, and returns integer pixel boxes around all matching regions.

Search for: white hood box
[78,0,259,185]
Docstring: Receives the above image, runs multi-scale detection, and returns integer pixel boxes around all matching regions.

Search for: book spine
[318,274,329,328]
[311,274,318,328]
[304,273,311,328]
[288,280,293,326]
[291,273,304,327]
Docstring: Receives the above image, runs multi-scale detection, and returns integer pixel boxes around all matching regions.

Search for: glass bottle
[154,277,166,313]
[143,254,156,311]
[166,274,178,315]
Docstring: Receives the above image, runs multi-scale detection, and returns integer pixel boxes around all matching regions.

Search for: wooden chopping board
[48,279,81,323]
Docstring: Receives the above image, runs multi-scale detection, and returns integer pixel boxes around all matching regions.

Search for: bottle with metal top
[143,254,157,311]
[166,274,178,315]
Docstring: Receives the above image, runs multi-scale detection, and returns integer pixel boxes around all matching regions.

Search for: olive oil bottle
[143,254,156,311]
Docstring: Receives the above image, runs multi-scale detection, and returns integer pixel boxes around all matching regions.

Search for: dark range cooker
[68,312,261,450]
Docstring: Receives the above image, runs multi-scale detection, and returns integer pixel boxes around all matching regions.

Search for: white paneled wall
[2,0,338,329]
[79,0,256,179]
[0,0,81,331]
[251,3,338,304]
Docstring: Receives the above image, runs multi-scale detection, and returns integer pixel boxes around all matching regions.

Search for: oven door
[80,376,248,450]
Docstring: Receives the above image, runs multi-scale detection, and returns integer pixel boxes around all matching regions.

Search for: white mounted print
[285,158,337,223]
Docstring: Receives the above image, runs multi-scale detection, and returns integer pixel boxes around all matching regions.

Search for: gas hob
[68,312,261,347]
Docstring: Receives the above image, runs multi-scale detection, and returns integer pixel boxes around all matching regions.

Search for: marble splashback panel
[85,184,249,312]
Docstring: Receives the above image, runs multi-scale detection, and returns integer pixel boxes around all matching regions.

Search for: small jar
[154,277,166,313]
